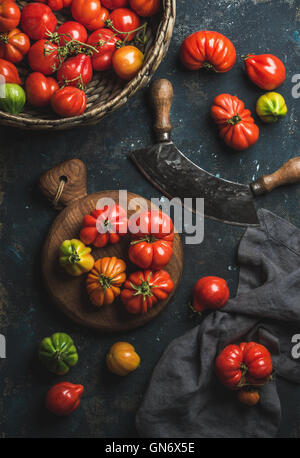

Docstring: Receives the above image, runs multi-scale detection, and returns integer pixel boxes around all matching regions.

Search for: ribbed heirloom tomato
[71,0,107,31]
[25,72,59,107]
[180,31,236,72]
[56,21,88,46]
[0,57,21,83]
[20,3,57,40]
[87,28,118,71]
[28,39,59,75]
[129,0,160,17]
[0,28,30,63]
[211,93,259,151]
[57,54,93,88]
[0,0,20,33]
[51,86,87,117]
[108,7,140,41]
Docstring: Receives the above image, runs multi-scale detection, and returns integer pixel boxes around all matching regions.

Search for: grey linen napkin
[136,209,300,438]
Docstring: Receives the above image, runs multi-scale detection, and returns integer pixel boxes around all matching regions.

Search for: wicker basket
[0,0,175,130]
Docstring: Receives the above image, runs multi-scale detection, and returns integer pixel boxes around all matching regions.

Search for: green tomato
[39,332,78,375]
[256,92,287,123]
[0,83,26,115]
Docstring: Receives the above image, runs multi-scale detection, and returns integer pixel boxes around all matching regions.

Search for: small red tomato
[25,72,59,107]
[87,7,109,31]
[192,276,229,313]
[48,0,72,11]
[51,86,87,117]
[0,1,20,33]
[45,382,84,416]
[57,54,93,88]
[87,28,118,71]
[28,39,59,75]
[71,0,102,29]
[112,45,144,80]
[129,0,160,17]
[56,21,88,46]
[0,57,21,84]
[102,0,128,9]
[21,3,57,41]
[0,28,30,63]
[108,7,140,41]
[244,54,286,90]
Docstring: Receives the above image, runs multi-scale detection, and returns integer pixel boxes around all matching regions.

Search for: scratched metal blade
[130,142,259,227]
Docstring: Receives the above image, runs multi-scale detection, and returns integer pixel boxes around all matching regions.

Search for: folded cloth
[136,209,300,438]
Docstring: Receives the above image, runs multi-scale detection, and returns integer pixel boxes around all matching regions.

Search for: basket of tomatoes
[0,0,175,129]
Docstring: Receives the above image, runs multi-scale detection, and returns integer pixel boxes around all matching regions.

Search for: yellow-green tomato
[59,239,94,277]
[256,92,287,123]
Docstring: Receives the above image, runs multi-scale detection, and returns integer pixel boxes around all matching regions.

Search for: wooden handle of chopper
[251,157,300,196]
[39,158,88,209]
[150,78,174,142]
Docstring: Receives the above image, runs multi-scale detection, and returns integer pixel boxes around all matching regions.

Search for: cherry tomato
[192,276,229,313]
[28,39,59,75]
[25,72,59,107]
[0,1,20,33]
[129,0,160,17]
[48,0,72,11]
[45,382,84,416]
[0,57,21,84]
[21,3,57,41]
[244,54,286,91]
[87,28,118,71]
[0,28,30,63]
[51,86,87,117]
[56,21,88,46]
[87,7,109,31]
[108,7,140,41]
[57,54,93,88]
[71,0,102,30]
[102,0,128,9]
[112,45,144,80]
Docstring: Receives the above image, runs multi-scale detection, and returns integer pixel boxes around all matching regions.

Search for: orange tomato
[129,0,160,17]
[86,256,126,307]
[112,45,144,80]
[0,28,30,63]
[237,390,260,406]
[106,342,140,376]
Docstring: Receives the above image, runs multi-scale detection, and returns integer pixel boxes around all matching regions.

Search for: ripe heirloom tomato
[244,54,286,91]
[0,1,20,33]
[25,72,59,107]
[0,28,30,63]
[106,342,140,377]
[128,210,174,270]
[47,0,72,11]
[129,0,160,17]
[71,0,103,30]
[87,7,109,31]
[46,382,84,416]
[108,7,141,41]
[211,94,259,151]
[0,57,21,84]
[180,31,236,73]
[112,45,144,80]
[21,3,57,41]
[237,390,260,407]
[121,269,174,314]
[28,39,59,75]
[87,28,118,71]
[57,54,93,88]
[192,276,229,313]
[56,21,88,46]
[102,0,128,9]
[215,342,273,390]
[51,86,87,117]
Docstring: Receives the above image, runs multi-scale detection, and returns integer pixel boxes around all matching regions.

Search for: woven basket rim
[0,0,175,129]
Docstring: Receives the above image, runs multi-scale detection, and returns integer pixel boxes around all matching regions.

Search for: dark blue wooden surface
[0,0,299,437]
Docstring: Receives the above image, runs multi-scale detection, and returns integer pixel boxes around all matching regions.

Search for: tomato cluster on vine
[0,0,160,117]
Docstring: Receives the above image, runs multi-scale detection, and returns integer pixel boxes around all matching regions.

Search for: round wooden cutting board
[40,159,183,332]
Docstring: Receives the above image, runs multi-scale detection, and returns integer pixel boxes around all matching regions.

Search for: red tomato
[112,45,143,80]
[0,28,30,63]
[108,7,140,41]
[57,54,93,88]
[215,342,273,390]
[51,86,87,117]
[0,1,20,33]
[71,0,102,29]
[48,0,72,11]
[129,0,160,17]
[128,210,174,269]
[192,276,229,313]
[87,7,109,31]
[45,382,84,416]
[211,94,259,151]
[21,3,57,41]
[102,0,128,8]
[180,31,236,73]
[0,57,21,84]
[56,21,88,46]
[87,28,118,71]
[244,54,286,90]
[28,39,59,75]
[80,204,128,247]
[25,72,59,107]
[121,269,174,314]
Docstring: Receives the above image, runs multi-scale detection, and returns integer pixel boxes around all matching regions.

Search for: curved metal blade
[130,142,259,227]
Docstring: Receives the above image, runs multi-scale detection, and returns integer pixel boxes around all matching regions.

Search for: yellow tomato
[106,342,140,376]
[112,45,144,81]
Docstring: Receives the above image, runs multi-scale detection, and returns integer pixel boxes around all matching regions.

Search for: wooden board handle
[39,158,87,209]
[150,78,174,142]
[251,157,300,196]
